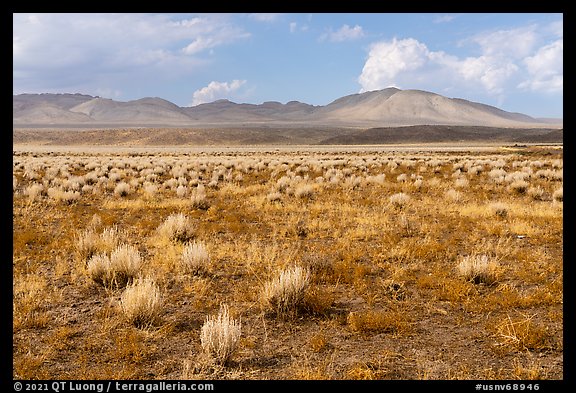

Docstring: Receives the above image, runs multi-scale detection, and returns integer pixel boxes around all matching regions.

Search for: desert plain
[12,131,563,380]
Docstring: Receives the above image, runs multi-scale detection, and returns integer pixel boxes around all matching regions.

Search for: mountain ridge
[13,88,562,128]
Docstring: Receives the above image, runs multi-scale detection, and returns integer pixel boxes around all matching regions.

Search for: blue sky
[13,13,563,118]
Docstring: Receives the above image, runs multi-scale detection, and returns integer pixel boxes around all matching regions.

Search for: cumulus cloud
[358,21,563,98]
[469,25,538,59]
[359,38,430,91]
[321,24,364,42]
[13,13,249,96]
[519,39,563,93]
[191,80,247,106]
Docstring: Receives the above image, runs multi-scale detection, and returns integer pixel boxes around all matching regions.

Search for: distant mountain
[13,89,562,128]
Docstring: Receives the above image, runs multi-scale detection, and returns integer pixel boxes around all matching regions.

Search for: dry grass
[12,146,563,380]
[120,277,163,328]
[457,254,500,285]
[157,213,196,243]
[86,244,141,288]
[261,265,311,318]
[199,304,242,366]
[181,241,211,275]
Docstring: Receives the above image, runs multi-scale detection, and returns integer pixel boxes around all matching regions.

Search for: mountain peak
[13,88,561,128]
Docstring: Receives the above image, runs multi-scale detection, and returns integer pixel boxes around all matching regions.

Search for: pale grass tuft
[47,188,80,204]
[120,277,163,328]
[294,184,315,199]
[454,178,469,189]
[181,241,211,275]
[114,182,131,197]
[509,179,529,195]
[527,186,546,201]
[157,213,196,242]
[266,191,283,203]
[75,226,120,261]
[489,202,509,218]
[261,265,310,317]
[86,244,141,288]
[190,185,209,209]
[24,183,44,202]
[457,254,499,285]
[200,304,242,365]
[75,230,101,261]
[445,189,462,202]
[552,187,563,202]
[389,192,411,209]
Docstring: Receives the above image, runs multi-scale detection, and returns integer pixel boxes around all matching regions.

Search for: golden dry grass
[12,145,563,380]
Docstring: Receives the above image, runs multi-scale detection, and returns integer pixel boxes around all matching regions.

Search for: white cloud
[13,13,249,95]
[519,39,563,93]
[249,13,281,22]
[289,22,298,33]
[358,38,431,91]
[321,24,364,42]
[470,25,538,59]
[191,80,247,106]
[358,21,563,98]
[456,56,519,94]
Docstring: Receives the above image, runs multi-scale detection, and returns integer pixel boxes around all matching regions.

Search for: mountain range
[13,88,562,128]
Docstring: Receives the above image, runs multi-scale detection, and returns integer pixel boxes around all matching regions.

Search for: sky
[13,13,563,118]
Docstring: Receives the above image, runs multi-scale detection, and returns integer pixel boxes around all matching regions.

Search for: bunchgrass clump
[457,254,499,285]
[489,202,509,218]
[86,244,141,288]
[114,182,131,197]
[294,184,315,199]
[157,213,196,242]
[509,180,529,195]
[181,241,210,275]
[261,265,310,318]
[75,226,120,262]
[200,304,242,365]
[389,192,411,209]
[552,187,563,202]
[120,277,162,328]
[190,185,209,210]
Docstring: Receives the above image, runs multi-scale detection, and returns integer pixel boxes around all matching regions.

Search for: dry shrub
[509,180,529,195]
[294,184,315,199]
[75,227,120,262]
[190,185,209,210]
[157,213,196,242]
[457,254,499,285]
[261,266,310,318]
[266,191,282,203]
[181,241,211,275]
[120,277,163,328]
[527,186,546,201]
[552,187,563,202]
[200,304,241,365]
[389,192,410,209]
[86,244,141,288]
[114,182,131,197]
[489,202,509,218]
[24,183,44,202]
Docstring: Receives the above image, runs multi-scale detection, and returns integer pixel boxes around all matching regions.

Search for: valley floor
[13,144,563,381]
